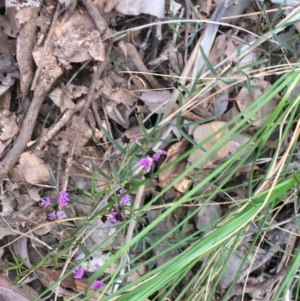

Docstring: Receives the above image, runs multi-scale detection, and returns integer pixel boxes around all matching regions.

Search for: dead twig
[82,0,108,34]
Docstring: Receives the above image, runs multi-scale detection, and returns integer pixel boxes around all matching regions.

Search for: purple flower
[139,157,153,172]
[56,210,66,218]
[40,197,50,207]
[120,194,130,206]
[132,136,138,143]
[110,211,117,223]
[94,263,100,269]
[117,188,125,196]
[73,266,84,279]
[47,213,56,221]
[91,280,103,290]
[153,150,167,162]
[59,191,69,207]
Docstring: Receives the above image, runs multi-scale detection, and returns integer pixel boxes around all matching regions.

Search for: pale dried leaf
[159,139,190,192]
[114,0,165,18]
[105,103,136,129]
[53,11,102,63]
[0,194,17,216]
[213,92,229,116]
[188,121,230,168]
[139,90,171,112]
[0,110,18,140]
[13,237,32,268]
[100,75,137,109]
[19,152,50,184]
[194,201,221,234]
[236,79,277,127]
[219,249,250,289]
[57,117,92,155]
[27,187,41,202]
[0,274,31,301]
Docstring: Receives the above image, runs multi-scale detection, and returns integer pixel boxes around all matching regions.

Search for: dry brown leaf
[219,249,250,289]
[0,274,32,301]
[36,267,76,290]
[222,0,251,24]
[213,92,229,116]
[236,79,278,127]
[128,264,147,281]
[48,84,88,112]
[99,74,137,109]
[0,109,18,140]
[159,139,190,193]
[57,116,92,155]
[53,11,105,62]
[139,90,171,113]
[13,237,32,269]
[18,152,50,184]
[149,41,182,74]
[194,201,221,234]
[187,121,230,168]
[114,0,165,18]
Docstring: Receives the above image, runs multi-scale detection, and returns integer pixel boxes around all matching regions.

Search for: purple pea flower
[47,213,56,221]
[117,188,125,196]
[110,211,117,223]
[73,266,84,279]
[94,263,100,269]
[117,189,130,206]
[58,191,69,207]
[56,210,66,219]
[139,157,153,172]
[153,150,167,162]
[40,197,50,208]
[91,280,103,290]
[132,136,138,143]
[120,194,130,206]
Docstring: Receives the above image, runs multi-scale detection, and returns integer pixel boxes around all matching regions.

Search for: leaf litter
[0,0,299,300]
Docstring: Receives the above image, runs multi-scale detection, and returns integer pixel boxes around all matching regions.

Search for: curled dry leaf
[236,79,278,127]
[188,121,230,168]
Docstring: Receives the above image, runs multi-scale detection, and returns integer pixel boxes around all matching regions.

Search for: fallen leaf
[53,11,105,62]
[159,139,190,192]
[0,109,18,140]
[187,121,230,168]
[194,201,221,234]
[0,274,31,301]
[139,90,171,113]
[236,79,278,127]
[114,0,165,18]
[19,152,50,184]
